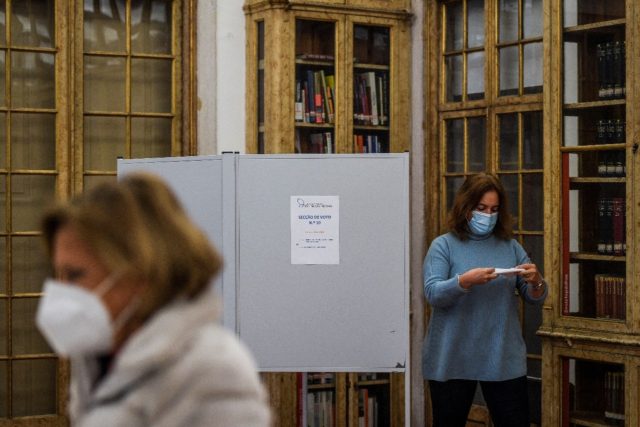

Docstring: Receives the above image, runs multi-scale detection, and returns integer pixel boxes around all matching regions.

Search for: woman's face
[52,225,136,326]
[473,190,500,215]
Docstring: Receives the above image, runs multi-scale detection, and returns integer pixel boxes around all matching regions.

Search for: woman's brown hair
[41,172,222,322]
[446,173,513,241]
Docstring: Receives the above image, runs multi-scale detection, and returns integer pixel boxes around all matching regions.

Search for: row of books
[597,41,625,99]
[295,69,335,124]
[354,71,389,126]
[307,391,335,427]
[594,275,625,320]
[354,134,386,154]
[604,371,625,424]
[295,131,334,154]
[308,373,335,385]
[597,151,625,177]
[358,389,379,427]
[596,119,625,144]
[597,197,625,255]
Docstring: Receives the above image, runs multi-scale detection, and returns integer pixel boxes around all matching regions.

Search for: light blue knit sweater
[422,232,547,382]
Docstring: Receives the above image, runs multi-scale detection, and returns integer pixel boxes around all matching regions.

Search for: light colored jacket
[70,290,271,426]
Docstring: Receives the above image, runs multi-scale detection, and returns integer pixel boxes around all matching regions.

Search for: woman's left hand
[515,263,542,285]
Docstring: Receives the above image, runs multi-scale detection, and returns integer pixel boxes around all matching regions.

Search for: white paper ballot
[494,267,524,275]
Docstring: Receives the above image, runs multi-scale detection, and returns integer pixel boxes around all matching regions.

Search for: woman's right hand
[458,267,498,289]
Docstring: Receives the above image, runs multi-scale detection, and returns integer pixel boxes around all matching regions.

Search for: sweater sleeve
[512,240,548,304]
[423,236,469,308]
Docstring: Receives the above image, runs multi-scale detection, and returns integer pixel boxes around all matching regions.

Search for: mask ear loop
[94,271,123,297]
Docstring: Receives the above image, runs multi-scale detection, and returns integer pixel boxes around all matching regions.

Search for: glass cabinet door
[562,358,625,426]
[560,0,628,321]
[294,19,336,154]
[352,24,390,153]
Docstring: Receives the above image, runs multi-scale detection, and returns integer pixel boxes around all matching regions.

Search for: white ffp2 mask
[36,276,117,357]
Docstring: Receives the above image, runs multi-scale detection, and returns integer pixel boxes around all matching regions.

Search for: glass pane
[12,298,50,354]
[446,55,463,102]
[83,175,115,192]
[467,0,485,48]
[499,173,519,229]
[467,52,485,100]
[84,0,126,52]
[564,0,625,27]
[445,2,463,51]
[522,235,544,272]
[524,302,542,353]
[499,114,518,171]
[0,237,5,293]
[131,117,172,159]
[446,119,464,173]
[563,360,624,423]
[499,0,518,42]
[131,58,172,113]
[11,0,54,47]
[446,176,465,211]
[84,116,126,171]
[499,46,519,96]
[0,1,6,47]
[131,0,172,54]
[527,359,542,380]
[84,55,125,112]
[522,173,543,231]
[11,175,55,232]
[523,0,542,38]
[523,42,542,94]
[0,176,4,231]
[467,117,486,172]
[0,114,5,168]
[0,52,5,106]
[257,21,265,61]
[0,300,6,354]
[523,111,543,169]
[12,359,56,416]
[0,361,5,417]
[10,113,56,170]
[563,41,578,104]
[11,52,55,109]
[12,236,50,294]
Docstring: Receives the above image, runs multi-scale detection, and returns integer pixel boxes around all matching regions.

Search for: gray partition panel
[237,154,409,371]
[116,156,235,328]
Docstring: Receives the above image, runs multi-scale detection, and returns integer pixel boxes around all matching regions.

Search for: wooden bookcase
[244,0,411,155]
[540,0,639,425]
[244,1,410,426]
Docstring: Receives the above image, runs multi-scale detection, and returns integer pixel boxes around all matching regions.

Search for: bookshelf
[539,0,638,425]
[244,1,411,155]
[244,1,410,425]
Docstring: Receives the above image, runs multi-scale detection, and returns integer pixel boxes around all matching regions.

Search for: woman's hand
[458,267,498,289]
[516,263,542,284]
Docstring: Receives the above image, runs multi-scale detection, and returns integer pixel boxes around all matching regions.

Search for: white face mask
[36,274,126,357]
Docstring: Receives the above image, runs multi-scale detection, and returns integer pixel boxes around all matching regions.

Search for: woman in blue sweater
[422,173,547,427]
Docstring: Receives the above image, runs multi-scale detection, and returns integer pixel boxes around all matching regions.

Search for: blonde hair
[41,172,222,321]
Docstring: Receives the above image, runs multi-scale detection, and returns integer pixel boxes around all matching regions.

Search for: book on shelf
[604,371,625,423]
[597,197,625,255]
[357,389,378,427]
[296,53,335,62]
[354,72,389,127]
[306,390,334,427]
[597,41,626,100]
[596,119,625,145]
[296,71,335,125]
[595,275,625,320]
[354,134,386,154]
